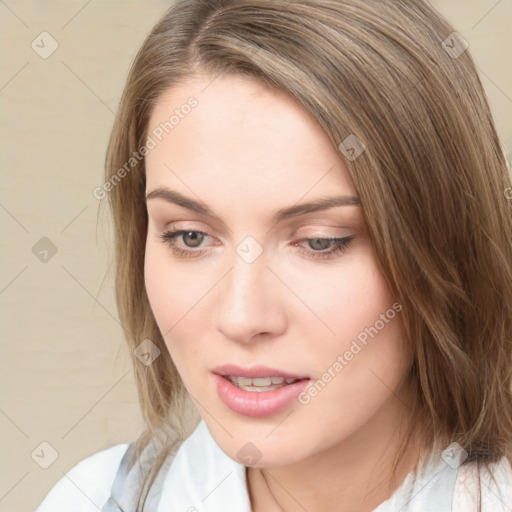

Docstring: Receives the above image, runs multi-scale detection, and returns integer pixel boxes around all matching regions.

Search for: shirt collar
[158,420,252,512]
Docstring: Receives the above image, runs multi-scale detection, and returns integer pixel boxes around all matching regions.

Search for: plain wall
[0,1,511,511]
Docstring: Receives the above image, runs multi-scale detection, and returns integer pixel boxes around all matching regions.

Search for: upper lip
[212,364,310,380]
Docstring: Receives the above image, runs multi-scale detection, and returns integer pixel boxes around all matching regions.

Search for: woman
[36,0,512,510]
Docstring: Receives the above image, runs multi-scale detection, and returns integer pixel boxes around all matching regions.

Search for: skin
[144,73,420,511]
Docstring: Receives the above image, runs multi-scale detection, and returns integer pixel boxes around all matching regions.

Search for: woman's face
[144,74,412,467]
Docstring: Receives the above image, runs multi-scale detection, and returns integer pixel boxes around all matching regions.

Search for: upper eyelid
[164,225,349,235]
[162,220,354,234]
[146,200,362,228]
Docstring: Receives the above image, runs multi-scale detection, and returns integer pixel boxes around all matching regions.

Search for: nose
[212,252,288,344]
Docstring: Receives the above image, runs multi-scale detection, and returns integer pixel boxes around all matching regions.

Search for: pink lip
[212,365,310,418]
[212,364,309,380]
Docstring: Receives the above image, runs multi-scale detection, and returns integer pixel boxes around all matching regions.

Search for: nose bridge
[213,243,286,343]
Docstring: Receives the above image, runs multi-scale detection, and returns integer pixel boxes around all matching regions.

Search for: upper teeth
[227,376,298,388]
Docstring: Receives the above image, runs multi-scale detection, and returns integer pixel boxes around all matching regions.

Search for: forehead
[145,75,357,213]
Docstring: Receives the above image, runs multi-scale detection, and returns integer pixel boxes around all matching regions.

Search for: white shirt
[35,420,512,512]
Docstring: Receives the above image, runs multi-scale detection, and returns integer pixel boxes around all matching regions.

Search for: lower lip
[213,374,310,418]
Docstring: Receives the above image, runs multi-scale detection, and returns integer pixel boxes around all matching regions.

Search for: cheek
[145,241,199,325]
[144,244,176,331]
[282,250,398,350]
[144,243,202,342]
[292,253,410,413]
[143,242,214,362]
[306,318,410,431]
[294,312,410,452]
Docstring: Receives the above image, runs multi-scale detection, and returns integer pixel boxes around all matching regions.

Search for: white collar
[158,420,251,512]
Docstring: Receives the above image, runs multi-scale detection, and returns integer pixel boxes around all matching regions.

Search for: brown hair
[104,0,512,508]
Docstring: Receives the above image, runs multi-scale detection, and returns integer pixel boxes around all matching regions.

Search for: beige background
[0,1,511,511]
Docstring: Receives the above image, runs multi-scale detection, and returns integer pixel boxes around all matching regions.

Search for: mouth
[212,365,311,417]
[223,375,306,392]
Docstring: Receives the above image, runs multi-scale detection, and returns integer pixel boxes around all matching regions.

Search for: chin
[202,415,310,467]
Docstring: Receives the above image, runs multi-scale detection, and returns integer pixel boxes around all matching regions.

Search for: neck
[248,387,424,512]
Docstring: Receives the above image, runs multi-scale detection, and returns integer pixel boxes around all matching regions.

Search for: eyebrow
[145,187,360,223]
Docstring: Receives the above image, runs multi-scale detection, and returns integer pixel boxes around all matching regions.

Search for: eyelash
[157,230,354,260]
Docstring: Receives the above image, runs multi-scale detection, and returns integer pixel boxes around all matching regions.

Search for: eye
[158,229,212,258]
[158,230,355,261]
[293,236,354,260]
